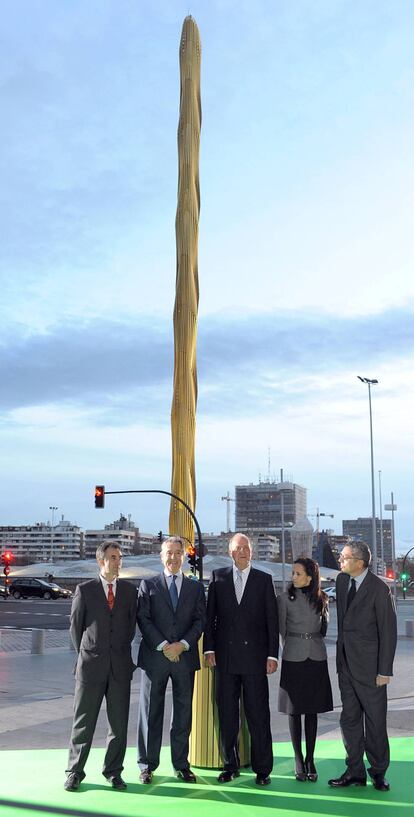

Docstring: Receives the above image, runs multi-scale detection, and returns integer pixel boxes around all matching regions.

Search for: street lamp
[357,376,378,574]
[49,506,58,563]
[384,493,397,605]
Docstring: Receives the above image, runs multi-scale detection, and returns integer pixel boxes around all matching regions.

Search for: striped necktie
[235,570,243,604]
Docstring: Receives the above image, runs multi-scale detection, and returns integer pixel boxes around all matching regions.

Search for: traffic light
[187,544,199,575]
[401,571,409,595]
[158,531,163,543]
[95,485,105,508]
[1,551,13,577]
[386,570,394,580]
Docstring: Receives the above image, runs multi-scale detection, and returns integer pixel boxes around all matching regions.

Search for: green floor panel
[0,738,412,817]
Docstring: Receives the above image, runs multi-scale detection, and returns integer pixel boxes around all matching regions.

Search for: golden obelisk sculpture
[169,17,250,769]
[169,16,201,545]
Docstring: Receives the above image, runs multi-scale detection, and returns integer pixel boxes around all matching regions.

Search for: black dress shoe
[328,772,367,787]
[305,759,318,782]
[218,770,240,783]
[371,774,390,791]
[176,768,197,783]
[295,759,307,782]
[256,773,271,786]
[139,768,153,784]
[108,774,127,790]
[64,772,81,791]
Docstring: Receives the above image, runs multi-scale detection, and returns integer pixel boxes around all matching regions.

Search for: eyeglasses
[339,555,355,562]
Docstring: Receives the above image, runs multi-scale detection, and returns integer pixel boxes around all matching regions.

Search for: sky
[1,0,414,555]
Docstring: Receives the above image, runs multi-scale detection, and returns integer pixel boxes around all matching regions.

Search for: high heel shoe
[295,758,307,782]
[305,759,318,782]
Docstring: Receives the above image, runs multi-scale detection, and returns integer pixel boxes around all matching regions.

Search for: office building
[0,519,81,562]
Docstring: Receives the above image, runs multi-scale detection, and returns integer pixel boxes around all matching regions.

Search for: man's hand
[267,659,278,675]
[205,652,216,668]
[163,642,184,662]
[376,675,390,686]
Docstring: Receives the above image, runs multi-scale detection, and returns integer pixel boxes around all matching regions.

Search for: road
[0,599,71,630]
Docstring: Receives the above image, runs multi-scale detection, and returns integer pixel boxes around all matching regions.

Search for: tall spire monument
[169,16,201,544]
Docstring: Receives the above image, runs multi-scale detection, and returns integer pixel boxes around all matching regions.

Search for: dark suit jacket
[336,570,397,686]
[70,578,137,684]
[137,573,206,674]
[203,566,279,674]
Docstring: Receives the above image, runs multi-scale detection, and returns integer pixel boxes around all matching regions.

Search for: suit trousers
[137,664,195,772]
[215,670,273,776]
[338,661,389,776]
[66,673,131,779]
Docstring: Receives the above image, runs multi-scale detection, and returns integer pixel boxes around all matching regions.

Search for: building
[0,519,81,562]
[83,515,138,558]
[198,531,279,561]
[291,517,314,560]
[342,517,392,570]
[235,480,307,562]
[313,531,344,569]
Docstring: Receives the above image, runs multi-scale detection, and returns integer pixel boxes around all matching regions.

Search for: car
[8,578,72,600]
[0,585,8,599]
[324,585,336,602]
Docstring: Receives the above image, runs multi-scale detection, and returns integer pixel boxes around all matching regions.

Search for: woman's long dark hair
[288,557,328,616]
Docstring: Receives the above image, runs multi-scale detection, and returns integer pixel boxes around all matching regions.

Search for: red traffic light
[187,544,198,574]
[95,485,105,508]
[1,551,13,564]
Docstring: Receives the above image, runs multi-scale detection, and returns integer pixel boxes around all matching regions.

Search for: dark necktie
[169,574,178,611]
[107,583,115,611]
[347,578,356,610]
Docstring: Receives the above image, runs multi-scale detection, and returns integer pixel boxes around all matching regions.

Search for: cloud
[1,307,413,422]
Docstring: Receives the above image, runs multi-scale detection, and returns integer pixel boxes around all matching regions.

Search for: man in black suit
[329,541,397,792]
[204,532,279,785]
[64,541,137,792]
[137,536,206,784]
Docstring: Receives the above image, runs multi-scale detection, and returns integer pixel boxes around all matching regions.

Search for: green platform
[0,739,412,817]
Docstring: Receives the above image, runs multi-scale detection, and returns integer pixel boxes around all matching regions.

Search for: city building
[0,518,81,562]
[342,517,392,570]
[235,480,307,561]
[198,531,279,561]
[84,514,138,558]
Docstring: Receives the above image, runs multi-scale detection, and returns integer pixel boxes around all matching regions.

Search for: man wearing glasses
[329,542,397,792]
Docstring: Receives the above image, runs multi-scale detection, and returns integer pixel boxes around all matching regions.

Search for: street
[0,599,71,630]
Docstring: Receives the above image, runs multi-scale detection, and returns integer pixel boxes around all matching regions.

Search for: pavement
[0,601,413,753]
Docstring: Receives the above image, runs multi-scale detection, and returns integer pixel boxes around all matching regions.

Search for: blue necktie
[169,574,178,611]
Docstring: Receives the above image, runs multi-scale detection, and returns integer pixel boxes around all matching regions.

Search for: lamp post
[49,506,58,563]
[357,376,378,574]
[280,468,286,592]
[378,470,384,574]
[384,494,397,605]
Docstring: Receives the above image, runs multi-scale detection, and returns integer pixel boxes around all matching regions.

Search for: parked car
[8,578,72,600]
[0,585,8,600]
[324,585,336,602]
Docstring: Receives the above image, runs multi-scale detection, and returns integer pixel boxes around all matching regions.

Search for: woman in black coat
[277,558,333,782]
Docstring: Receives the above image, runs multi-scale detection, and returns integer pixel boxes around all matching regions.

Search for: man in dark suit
[204,532,279,786]
[137,536,206,784]
[329,541,397,792]
[64,541,137,792]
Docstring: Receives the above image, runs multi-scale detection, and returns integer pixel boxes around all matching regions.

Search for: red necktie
[107,583,115,611]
